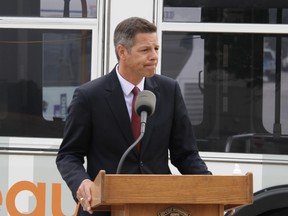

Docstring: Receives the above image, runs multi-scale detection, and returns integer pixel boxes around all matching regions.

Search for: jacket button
[139,161,144,166]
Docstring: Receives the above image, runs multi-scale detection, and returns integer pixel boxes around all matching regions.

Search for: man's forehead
[134,33,159,45]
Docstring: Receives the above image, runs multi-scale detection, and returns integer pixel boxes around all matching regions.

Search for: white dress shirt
[116,65,145,120]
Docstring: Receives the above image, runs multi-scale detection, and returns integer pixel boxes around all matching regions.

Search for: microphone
[116,90,156,174]
[135,90,156,134]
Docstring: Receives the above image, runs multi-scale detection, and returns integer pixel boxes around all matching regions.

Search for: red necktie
[131,87,141,152]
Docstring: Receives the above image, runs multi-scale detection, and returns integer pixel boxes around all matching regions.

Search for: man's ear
[117,44,127,60]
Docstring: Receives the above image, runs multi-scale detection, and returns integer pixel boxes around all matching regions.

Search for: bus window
[162,0,288,155]
[0,29,92,138]
[161,32,204,126]
[161,32,288,154]
[0,0,97,18]
[262,36,288,135]
[42,32,91,121]
[163,0,288,24]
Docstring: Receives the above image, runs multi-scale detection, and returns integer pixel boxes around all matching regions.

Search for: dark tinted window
[163,0,288,24]
[161,31,288,154]
[0,29,92,138]
[0,0,97,18]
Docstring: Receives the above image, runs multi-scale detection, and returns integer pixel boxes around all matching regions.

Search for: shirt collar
[116,65,145,96]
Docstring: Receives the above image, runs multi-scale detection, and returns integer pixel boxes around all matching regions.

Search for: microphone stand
[116,112,147,174]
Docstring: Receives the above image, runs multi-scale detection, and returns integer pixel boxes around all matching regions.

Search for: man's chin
[145,70,156,78]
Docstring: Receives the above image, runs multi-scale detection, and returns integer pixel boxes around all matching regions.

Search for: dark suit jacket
[56,66,211,215]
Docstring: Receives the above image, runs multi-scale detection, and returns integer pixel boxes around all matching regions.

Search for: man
[56,17,211,216]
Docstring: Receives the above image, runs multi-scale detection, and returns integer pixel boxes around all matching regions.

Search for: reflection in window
[162,32,204,126]
[42,32,91,121]
[0,29,92,138]
[161,31,288,154]
[163,0,288,24]
[0,0,97,18]
[263,36,288,135]
[41,0,97,18]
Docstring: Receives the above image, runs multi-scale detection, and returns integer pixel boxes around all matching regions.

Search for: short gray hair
[113,17,157,60]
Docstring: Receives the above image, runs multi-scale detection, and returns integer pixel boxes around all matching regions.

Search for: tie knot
[132,86,140,96]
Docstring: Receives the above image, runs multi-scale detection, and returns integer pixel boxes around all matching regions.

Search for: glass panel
[42,32,91,121]
[162,32,204,126]
[0,29,92,138]
[163,0,288,24]
[262,36,288,143]
[161,31,288,154]
[0,0,97,18]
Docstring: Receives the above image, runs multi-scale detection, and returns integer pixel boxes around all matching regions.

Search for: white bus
[0,0,288,215]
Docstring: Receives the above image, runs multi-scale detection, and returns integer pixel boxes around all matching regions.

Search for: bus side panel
[0,152,76,216]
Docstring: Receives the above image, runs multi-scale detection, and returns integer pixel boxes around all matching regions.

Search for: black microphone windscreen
[135,90,156,116]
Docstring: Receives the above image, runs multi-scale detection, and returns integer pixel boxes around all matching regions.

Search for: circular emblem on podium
[158,207,191,216]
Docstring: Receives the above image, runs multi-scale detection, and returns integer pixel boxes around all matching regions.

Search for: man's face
[119,32,159,83]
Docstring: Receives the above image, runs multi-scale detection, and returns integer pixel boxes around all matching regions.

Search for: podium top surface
[91,170,253,210]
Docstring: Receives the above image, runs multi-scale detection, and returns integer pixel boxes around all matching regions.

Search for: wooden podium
[91,170,253,216]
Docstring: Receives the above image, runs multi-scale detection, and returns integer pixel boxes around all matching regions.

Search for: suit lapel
[105,70,135,148]
[139,77,159,155]
[105,69,160,156]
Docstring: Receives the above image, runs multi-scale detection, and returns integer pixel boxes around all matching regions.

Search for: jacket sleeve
[56,87,92,202]
[169,82,212,175]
